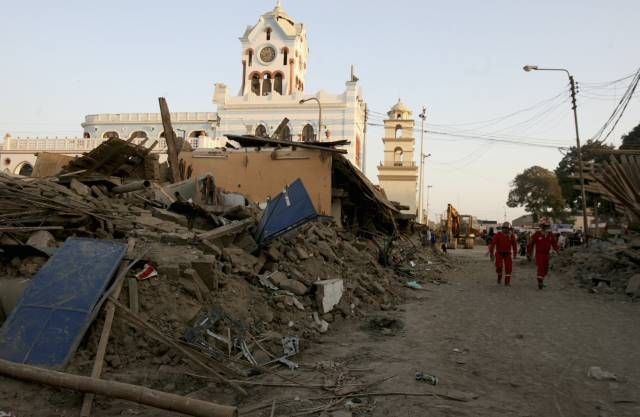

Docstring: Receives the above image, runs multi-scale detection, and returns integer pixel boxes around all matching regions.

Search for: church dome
[387,99,412,119]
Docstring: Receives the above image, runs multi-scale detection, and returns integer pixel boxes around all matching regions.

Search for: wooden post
[80,262,129,417]
[0,359,237,417]
[158,97,181,183]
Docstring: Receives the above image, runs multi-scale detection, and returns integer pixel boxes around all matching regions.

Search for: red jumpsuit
[527,231,558,282]
[489,232,517,285]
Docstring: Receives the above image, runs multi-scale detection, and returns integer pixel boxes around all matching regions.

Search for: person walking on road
[489,222,518,286]
[527,218,559,290]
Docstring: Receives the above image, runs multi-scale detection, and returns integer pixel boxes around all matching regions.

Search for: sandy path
[244,246,640,417]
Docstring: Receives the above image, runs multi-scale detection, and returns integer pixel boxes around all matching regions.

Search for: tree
[507,166,567,222]
[620,122,640,150]
[554,139,614,212]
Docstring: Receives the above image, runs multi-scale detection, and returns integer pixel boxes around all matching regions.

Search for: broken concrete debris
[0,144,450,416]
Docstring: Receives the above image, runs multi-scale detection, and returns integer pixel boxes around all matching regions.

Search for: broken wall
[180,148,333,215]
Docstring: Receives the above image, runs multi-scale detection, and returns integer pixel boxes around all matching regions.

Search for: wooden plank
[79,262,129,417]
[158,97,181,183]
[197,218,254,241]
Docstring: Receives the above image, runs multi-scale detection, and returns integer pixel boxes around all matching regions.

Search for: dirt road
[243,246,640,417]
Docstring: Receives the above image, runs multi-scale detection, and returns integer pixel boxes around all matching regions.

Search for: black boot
[537,279,544,290]
[497,275,502,285]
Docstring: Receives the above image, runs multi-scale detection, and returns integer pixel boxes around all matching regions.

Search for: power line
[366,121,564,149]
[590,67,640,142]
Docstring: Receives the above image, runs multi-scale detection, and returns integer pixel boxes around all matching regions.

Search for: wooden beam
[158,97,181,183]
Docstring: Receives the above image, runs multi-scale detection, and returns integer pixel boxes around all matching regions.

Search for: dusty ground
[2,246,639,417]
[240,246,640,417]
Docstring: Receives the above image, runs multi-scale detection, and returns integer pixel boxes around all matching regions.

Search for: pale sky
[1,0,638,222]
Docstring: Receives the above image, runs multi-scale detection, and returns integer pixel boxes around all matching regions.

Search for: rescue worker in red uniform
[489,222,518,286]
[527,218,559,289]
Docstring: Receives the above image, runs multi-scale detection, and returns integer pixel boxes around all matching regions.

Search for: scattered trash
[406,280,423,289]
[415,371,439,385]
[588,366,618,381]
[135,263,158,281]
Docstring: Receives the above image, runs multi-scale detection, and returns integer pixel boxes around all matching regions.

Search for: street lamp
[425,185,433,226]
[299,97,323,141]
[523,64,589,245]
[417,107,427,223]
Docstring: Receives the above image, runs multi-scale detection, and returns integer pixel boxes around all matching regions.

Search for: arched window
[102,131,119,139]
[283,48,288,65]
[17,162,33,177]
[397,113,402,119]
[279,124,291,141]
[302,124,315,142]
[188,130,206,148]
[130,131,148,140]
[266,27,272,41]
[393,147,404,166]
[247,49,253,66]
[251,73,260,95]
[83,132,90,139]
[395,125,403,139]
[274,73,283,95]
[255,124,267,137]
[262,73,272,96]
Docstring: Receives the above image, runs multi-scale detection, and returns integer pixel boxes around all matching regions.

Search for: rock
[69,178,91,197]
[295,246,310,260]
[151,207,189,227]
[625,274,640,297]
[233,233,258,253]
[316,241,337,261]
[223,247,260,273]
[588,366,617,381]
[314,279,344,313]
[26,230,57,250]
[199,240,222,257]
[312,312,329,333]
[264,245,282,261]
[191,256,219,290]
[270,271,308,295]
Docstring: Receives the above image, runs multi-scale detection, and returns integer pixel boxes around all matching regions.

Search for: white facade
[377,100,418,215]
[0,3,367,175]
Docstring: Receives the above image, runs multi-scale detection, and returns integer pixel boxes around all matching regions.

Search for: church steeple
[239,4,308,96]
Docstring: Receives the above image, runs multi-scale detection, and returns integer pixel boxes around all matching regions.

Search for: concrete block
[314,278,344,314]
[26,230,57,250]
[625,274,640,297]
[151,207,189,227]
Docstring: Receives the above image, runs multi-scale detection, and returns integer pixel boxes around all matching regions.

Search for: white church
[1,3,367,176]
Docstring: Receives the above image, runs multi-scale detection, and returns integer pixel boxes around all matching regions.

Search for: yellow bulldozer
[445,203,476,249]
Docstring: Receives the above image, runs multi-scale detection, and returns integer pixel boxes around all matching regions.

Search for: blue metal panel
[0,238,126,368]
[255,178,318,245]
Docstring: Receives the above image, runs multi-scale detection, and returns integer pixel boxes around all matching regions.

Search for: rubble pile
[553,236,640,295]
[0,158,449,414]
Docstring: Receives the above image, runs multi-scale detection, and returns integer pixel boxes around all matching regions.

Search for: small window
[262,73,272,95]
[395,125,403,139]
[102,131,119,139]
[248,50,253,66]
[130,131,148,140]
[274,73,283,95]
[255,124,267,137]
[279,124,291,141]
[302,124,315,142]
[397,113,401,119]
[266,28,272,41]
[251,74,260,95]
[283,49,288,65]
[393,147,404,166]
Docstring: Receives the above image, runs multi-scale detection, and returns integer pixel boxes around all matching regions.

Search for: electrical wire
[590,67,640,142]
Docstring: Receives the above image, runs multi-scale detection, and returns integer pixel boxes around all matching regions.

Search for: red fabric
[489,232,517,257]
[536,254,550,278]
[527,231,559,258]
[495,252,513,276]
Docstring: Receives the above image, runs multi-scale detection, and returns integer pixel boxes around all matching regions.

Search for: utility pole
[523,65,589,246]
[417,107,426,223]
[425,185,432,226]
[568,75,590,246]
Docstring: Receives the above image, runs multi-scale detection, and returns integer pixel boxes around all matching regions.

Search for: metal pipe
[111,180,151,194]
